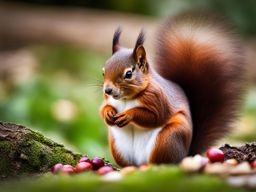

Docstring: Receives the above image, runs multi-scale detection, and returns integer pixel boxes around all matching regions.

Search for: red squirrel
[100,13,245,166]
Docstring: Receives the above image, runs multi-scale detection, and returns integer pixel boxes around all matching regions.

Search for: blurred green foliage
[0,45,112,160]
[232,87,256,142]
[207,0,256,35]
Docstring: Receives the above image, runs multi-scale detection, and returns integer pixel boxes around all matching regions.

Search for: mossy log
[0,122,82,180]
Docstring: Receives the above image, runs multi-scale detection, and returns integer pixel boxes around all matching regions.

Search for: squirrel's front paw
[104,108,117,126]
[114,112,133,127]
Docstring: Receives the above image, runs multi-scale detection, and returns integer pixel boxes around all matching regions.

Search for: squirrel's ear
[112,27,122,54]
[134,45,148,73]
[133,29,147,73]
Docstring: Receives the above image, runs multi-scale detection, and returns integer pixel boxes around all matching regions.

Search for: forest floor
[0,166,249,192]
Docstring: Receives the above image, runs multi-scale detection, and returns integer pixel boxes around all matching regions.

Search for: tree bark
[0,122,81,180]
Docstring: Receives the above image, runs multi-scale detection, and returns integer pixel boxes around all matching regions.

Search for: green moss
[50,147,81,166]
[0,140,13,153]
[25,129,62,147]
[0,126,82,178]
[19,140,49,170]
[17,131,81,173]
[23,128,81,165]
[0,141,13,178]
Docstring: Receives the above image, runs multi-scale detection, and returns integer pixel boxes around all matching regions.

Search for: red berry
[91,157,105,170]
[51,163,63,173]
[206,148,225,163]
[79,156,91,163]
[75,162,92,173]
[97,166,114,175]
[61,164,74,174]
[251,160,256,168]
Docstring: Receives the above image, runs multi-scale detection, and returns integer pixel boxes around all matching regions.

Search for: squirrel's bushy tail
[154,12,245,155]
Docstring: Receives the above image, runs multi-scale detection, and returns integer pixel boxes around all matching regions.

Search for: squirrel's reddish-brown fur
[100,12,245,166]
[154,13,245,154]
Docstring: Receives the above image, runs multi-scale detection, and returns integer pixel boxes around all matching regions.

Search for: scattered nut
[180,156,204,173]
[228,162,252,175]
[224,159,238,166]
[204,163,227,175]
[121,166,137,175]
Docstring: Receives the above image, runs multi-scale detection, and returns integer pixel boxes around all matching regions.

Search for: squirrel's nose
[105,87,113,95]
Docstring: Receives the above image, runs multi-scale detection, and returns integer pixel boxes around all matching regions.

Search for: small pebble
[247,175,256,188]
[101,171,123,182]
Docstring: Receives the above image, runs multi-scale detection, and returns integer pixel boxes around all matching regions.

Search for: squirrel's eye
[124,70,132,79]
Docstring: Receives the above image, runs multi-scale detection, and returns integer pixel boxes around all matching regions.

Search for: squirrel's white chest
[107,97,162,165]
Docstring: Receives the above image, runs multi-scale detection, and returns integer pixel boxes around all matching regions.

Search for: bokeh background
[0,0,256,163]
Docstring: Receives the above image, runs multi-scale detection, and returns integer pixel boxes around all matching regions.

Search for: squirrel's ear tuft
[133,45,148,73]
[133,29,145,52]
[112,27,122,54]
